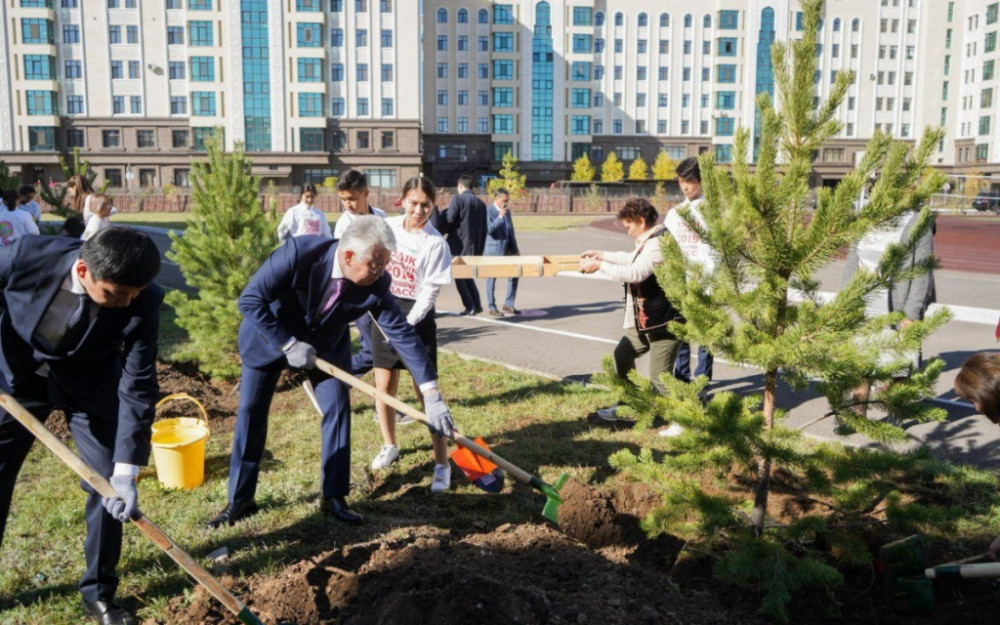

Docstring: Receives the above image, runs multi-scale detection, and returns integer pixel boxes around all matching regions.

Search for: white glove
[283,339,316,369]
[102,475,139,522]
[423,390,455,438]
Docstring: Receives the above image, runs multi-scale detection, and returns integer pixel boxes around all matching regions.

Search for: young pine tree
[606,0,949,620]
[165,137,278,379]
[488,150,527,198]
[600,152,624,182]
[571,153,596,182]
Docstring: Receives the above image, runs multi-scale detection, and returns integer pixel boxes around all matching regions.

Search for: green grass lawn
[42,212,599,233]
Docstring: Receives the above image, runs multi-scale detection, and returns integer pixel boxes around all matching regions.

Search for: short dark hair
[617,197,658,226]
[401,176,437,203]
[676,157,701,182]
[955,352,1000,424]
[80,226,161,287]
[0,189,17,211]
[457,174,474,189]
[18,184,35,197]
[63,215,84,238]
[493,188,510,198]
[300,182,318,196]
[336,170,368,192]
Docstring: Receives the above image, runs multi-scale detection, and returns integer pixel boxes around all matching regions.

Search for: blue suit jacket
[0,235,163,466]
[485,204,519,256]
[237,236,437,384]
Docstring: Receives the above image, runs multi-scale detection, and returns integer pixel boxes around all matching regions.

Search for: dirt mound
[157,524,746,625]
[556,477,620,547]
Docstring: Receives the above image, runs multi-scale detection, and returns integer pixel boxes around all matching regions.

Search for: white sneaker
[370,445,399,470]
[658,423,686,438]
[596,406,619,421]
[396,414,415,425]
[430,463,451,493]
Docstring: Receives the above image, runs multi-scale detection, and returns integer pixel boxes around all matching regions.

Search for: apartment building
[0,0,421,189]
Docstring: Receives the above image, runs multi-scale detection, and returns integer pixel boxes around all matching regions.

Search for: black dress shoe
[206,500,259,529]
[82,599,136,625]
[320,497,363,525]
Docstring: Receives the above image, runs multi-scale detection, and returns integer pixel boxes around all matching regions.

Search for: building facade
[0,0,996,190]
[0,0,421,189]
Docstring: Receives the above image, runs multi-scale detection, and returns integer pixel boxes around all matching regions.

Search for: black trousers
[0,374,123,602]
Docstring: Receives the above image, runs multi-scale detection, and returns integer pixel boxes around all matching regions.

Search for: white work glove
[102,475,139,523]
[283,339,316,369]
[423,390,455,438]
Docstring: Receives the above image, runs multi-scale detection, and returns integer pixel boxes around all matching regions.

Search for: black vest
[626,230,682,339]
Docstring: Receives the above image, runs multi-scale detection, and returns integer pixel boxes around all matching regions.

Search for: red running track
[590,214,1000,275]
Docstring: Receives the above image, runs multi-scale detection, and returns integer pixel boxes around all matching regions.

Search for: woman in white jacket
[368,177,454,494]
[276,183,331,241]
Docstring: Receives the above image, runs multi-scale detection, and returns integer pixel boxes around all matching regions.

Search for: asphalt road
[146,224,1000,469]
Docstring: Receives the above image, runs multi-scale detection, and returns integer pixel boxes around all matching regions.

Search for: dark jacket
[444,190,487,256]
[0,235,163,465]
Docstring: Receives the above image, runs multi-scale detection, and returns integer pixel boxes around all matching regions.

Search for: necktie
[320,278,343,315]
[57,294,92,352]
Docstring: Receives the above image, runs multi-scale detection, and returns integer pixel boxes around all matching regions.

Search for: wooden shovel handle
[0,392,259,623]
[314,358,535,484]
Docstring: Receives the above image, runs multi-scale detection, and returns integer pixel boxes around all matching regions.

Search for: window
[637,93,647,106]
[298,93,323,117]
[638,66,648,80]
[638,40,648,54]
[457,36,468,51]
[989,32,998,53]
[990,3,999,25]
[102,130,121,148]
[493,87,513,107]
[478,90,488,105]
[192,127,220,150]
[299,128,325,151]
[299,58,322,82]
[478,64,488,79]
[437,90,448,105]
[130,95,142,113]
[457,63,468,78]
[22,0,54,5]
[191,91,216,116]
[615,12,624,26]
[297,23,321,47]
[62,24,80,44]
[616,39,624,53]
[493,60,514,80]
[436,7,447,23]
[331,97,345,116]
[436,63,447,78]
[23,18,55,44]
[356,63,368,81]
[127,25,138,43]
[719,10,738,29]
[659,67,669,80]
[493,4,513,24]
[478,8,488,24]
[718,38,737,56]
[296,0,320,9]
[495,32,515,52]
[657,94,668,107]
[571,89,591,108]
[980,115,992,135]
[111,61,123,79]
[135,129,155,148]
[173,168,191,187]
[617,146,641,160]
[716,117,734,136]
[64,128,85,148]
[595,65,604,79]
[983,88,994,108]
[573,7,592,26]
[716,91,735,109]
[356,29,368,47]
[985,60,995,80]
[977,144,990,161]
[190,56,214,81]
[189,0,212,7]
[330,28,343,46]
[613,119,623,134]
[104,169,122,188]
[493,114,514,134]
[109,25,121,44]
[165,0,180,7]
[357,98,369,115]
[457,8,467,22]
[715,145,732,163]
[66,95,83,114]
[26,126,56,152]
[362,169,396,189]
[478,36,489,52]
[355,0,366,10]
[381,98,394,116]
[170,96,187,114]
[381,130,394,149]
[26,90,57,115]
[595,39,605,53]
[437,117,448,133]
[171,129,189,148]
[24,55,56,80]
[437,35,448,51]
[167,26,183,44]
[571,116,590,134]
[331,63,344,81]
[381,63,393,81]
[717,65,736,82]
[189,20,213,45]
[381,29,393,47]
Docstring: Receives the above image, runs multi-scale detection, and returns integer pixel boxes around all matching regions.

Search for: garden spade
[314,358,568,522]
[0,392,282,625]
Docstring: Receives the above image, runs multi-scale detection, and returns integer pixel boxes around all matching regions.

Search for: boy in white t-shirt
[17,185,41,223]
[0,189,39,246]
[664,157,715,387]
[276,182,331,241]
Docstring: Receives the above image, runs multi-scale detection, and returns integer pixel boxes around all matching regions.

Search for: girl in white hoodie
[277,183,331,241]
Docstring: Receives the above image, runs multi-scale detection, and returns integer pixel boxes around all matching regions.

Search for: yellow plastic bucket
[152,393,208,434]
[151,424,210,489]
[151,393,210,489]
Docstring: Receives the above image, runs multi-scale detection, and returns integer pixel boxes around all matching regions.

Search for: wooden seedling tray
[451,255,581,279]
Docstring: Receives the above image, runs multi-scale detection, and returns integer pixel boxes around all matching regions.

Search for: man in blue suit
[0,228,163,625]
[484,188,520,317]
[208,216,455,528]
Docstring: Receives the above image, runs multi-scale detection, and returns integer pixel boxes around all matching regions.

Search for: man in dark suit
[208,216,455,528]
[443,175,487,315]
[0,228,163,625]
[484,188,520,317]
